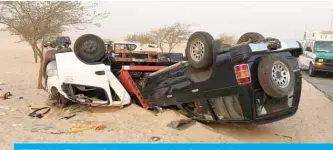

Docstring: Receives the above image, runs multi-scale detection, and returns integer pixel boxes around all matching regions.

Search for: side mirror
[306,46,312,52]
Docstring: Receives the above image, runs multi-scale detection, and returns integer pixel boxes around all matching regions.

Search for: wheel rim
[190,39,205,61]
[82,40,98,54]
[271,61,290,88]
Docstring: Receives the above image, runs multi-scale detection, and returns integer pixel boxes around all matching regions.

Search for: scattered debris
[0,112,6,116]
[167,119,196,130]
[31,124,63,134]
[68,125,106,133]
[0,81,5,85]
[19,97,24,99]
[28,107,51,118]
[152,106,163,116]
[1,92,12,100]
[150,136,161,141]
[154,106,163,112]
[274,133,293,139]
[31,124,50,132]
[58,114,76,120]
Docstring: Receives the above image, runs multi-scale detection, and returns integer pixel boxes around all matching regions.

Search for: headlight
[318,59,324,63]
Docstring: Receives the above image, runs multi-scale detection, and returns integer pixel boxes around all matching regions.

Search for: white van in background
[113,42,142,51]
[104,40,142,51]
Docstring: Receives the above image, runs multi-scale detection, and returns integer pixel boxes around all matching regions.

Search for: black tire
[258,55,295,98]
[74,34,106,63]
[185,31,214,69]
[264,37,282,50]
[64,42,70,48]
[51,43,56,48]
[237,32,265,44]
[308,63,316,77]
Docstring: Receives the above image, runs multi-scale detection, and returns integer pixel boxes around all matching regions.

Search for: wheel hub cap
[82,40,98,54]
[272,61,290,88]
[190,39,205,61]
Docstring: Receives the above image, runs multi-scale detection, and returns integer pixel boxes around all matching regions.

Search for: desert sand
[0,32,333,150]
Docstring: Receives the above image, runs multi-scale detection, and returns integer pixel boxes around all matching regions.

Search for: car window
[114,44,126,50]
[126,44,137,50]
[303,41,312,52]
[302,41,308,49]
[308,41,314,52]
[305,41,309,49]
[114,44,137,51]
[314,41,333,53]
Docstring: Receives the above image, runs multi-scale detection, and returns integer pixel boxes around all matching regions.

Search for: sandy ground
[1,33,333,149]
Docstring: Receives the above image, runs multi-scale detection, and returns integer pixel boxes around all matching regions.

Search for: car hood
[315,53,333,59]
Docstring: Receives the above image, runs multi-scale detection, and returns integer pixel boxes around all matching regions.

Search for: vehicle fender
[309,55,316,65]
[46,76,70,99]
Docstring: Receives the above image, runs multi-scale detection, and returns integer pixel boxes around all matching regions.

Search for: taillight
[234,64,251,85]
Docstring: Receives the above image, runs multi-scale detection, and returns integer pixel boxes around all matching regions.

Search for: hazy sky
[20,1,333,41]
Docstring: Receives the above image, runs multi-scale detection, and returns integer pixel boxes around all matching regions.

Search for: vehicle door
[307,41,316,65]
[300,41,314,69]
[143,68,172,105]
[168,63,195,104]
[299,41,307,69]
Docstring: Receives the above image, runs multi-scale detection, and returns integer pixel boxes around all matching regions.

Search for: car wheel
[185,31,214,69]
[308,63,316,77]
[74,34,106,63]
[258,55,295,98]
[237,32,265,44]
[51,43,56,48]
[64,42,70,48]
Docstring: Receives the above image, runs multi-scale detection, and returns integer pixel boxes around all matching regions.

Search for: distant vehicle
[44,36,71,49]
[142,44,158,49]
[299,31,333,76]
[104,40,141,52]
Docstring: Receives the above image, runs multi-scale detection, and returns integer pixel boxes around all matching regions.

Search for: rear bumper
[243,107,297,125]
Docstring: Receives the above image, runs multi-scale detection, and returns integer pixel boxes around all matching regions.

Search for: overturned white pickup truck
[45,49,131,107]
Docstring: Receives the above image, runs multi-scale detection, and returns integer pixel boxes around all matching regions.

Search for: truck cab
[299,31,333,76]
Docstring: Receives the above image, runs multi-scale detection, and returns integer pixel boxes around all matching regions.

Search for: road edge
[301,75,333,102]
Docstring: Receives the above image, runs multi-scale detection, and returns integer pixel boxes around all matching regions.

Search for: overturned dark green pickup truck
[141,32,303,124]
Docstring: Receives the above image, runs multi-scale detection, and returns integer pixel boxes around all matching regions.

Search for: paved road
[301,71,333,101]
